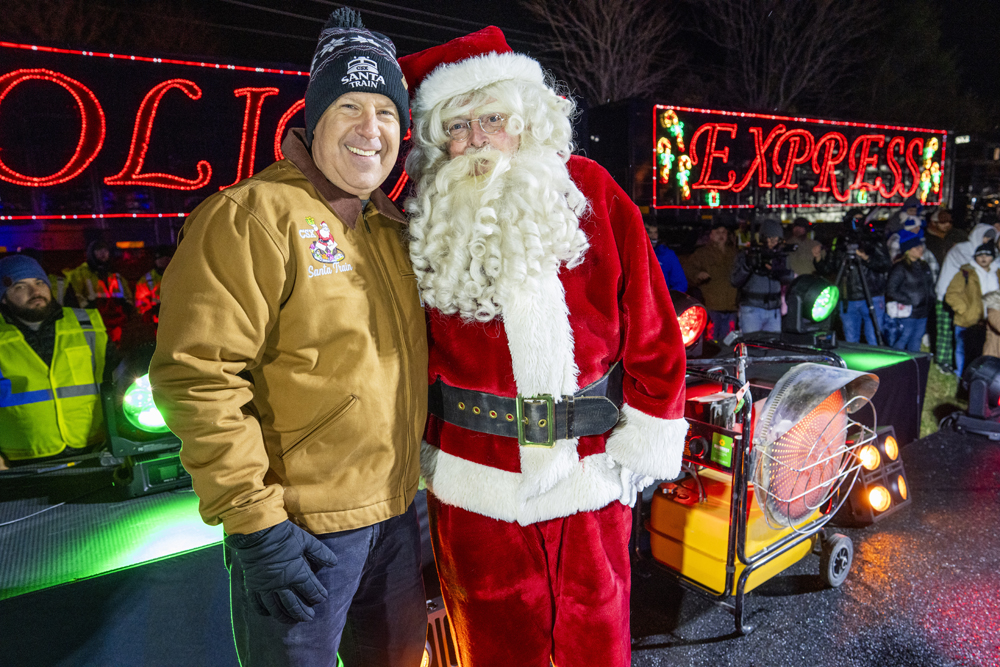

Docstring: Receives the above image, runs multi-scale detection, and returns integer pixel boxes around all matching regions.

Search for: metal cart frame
[633,342,875,634]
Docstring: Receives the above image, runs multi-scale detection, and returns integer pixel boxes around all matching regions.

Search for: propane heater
[644,357,879,633]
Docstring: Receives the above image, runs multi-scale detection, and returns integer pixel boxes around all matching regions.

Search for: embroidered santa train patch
[306,216,346,264]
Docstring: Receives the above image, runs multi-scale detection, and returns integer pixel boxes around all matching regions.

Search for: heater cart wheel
[819,533,853,588]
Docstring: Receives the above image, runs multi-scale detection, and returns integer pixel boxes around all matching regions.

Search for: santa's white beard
[407,144,589,322]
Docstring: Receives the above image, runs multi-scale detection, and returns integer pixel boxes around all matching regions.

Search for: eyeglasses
[443,113,507,142]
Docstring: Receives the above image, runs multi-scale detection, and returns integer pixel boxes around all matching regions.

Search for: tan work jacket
[150,129,427,536]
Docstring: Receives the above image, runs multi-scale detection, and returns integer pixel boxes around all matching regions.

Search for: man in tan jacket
[684,217,739,340]
[149,9,427,667]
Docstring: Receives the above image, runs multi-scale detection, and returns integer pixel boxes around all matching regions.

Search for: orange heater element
[757,390,848,528]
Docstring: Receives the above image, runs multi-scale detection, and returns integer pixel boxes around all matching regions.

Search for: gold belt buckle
[516,394,555,447]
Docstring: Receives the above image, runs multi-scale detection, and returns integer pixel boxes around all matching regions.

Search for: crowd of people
[0,242,172,468]
[655,198,1000,374]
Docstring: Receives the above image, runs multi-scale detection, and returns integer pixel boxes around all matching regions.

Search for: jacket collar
[281,128,406,229]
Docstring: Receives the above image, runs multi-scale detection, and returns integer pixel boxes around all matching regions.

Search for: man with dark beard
[0,254,112,467]
[400,28,688,667]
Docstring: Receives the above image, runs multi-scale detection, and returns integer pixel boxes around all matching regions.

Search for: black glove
[225,520,338,624]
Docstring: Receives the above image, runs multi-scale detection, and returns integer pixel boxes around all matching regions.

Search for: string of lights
[301,0,548,40]
[215,0,538,51]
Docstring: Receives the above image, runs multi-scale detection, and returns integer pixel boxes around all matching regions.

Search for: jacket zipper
[360,210,413,495]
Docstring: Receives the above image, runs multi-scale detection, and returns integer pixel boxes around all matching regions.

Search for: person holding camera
[885,230,936,351]
[815,211,893,344]
[730,219,794,334]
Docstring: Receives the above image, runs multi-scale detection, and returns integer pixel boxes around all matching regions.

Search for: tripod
[833,248,886,346]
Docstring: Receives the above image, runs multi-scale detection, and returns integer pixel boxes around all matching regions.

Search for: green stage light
[811,284,839,322]
[782,275,840,346]
[122,374,170,433]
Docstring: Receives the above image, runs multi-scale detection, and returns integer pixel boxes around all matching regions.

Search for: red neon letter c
[0,69,106,187]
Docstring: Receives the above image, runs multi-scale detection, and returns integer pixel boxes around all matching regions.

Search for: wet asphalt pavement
[627,429,1000,667]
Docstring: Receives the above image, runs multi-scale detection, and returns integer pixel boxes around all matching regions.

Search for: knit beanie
[975,241,997,259]
[898,229,925,253]
[0,254,51,302]
[758,218,783,240]
[304,7,410,147]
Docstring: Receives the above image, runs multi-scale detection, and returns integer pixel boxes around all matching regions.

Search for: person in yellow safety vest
[65,240,134,345]
[65,240,134,308]
[135,245,173,316]
[0,254,115,469]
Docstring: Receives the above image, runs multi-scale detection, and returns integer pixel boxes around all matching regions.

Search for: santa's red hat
[399,27,546,117]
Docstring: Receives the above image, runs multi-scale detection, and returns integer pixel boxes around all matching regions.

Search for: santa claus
[400,28,688,667]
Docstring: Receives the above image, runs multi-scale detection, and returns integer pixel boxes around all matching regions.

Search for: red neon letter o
[0,69,106,187]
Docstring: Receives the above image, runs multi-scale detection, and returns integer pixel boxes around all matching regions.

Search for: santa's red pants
[427,493,632,667]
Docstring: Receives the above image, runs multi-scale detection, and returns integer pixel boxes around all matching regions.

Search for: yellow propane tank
[647,467,818,595]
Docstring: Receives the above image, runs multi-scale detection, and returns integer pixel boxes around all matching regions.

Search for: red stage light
[677,305,708,348]
[0,69,105,187]
[104,79,212,190]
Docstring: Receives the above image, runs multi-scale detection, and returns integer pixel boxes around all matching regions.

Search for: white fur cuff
[605,404,689,481]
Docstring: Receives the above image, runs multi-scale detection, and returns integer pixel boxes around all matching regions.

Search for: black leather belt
[427,364,623,447]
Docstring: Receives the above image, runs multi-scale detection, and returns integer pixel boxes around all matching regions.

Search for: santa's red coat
[421,155,689,525]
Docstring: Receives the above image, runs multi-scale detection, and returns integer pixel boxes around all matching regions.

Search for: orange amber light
[869,486,891,512]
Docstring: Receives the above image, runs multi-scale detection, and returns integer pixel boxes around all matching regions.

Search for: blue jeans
[840,296,886,345]
[739,305,781,333]
[954,324,986,376]
[892,317,927,352]
[227,502,427,667]
[707,310,738,341]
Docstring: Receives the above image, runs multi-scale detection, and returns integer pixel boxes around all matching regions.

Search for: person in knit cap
[684,214,739,339]
[885,230,935,351]
[730,218,794,334]
[400,27,687,667]
[0,254,114,468]
[149,8,427,666]
[944,239,1000,373]
[785,215,824,277]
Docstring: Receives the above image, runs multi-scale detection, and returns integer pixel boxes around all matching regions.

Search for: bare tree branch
[520,0,683,105]
[689,0,884,113]
[0,0,219,56]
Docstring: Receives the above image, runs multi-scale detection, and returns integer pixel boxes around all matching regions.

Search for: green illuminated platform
[0,469,221,600]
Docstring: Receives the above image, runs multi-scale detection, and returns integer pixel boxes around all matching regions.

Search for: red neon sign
[274,98,306,161]
[222,87,280,190]
[104,79,212,190]
[0,69,105,186]
[0,41,414,223]
[651,105,948,210]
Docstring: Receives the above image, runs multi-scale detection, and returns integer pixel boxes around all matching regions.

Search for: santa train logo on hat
[306,217,346,264]
[342,56,385,89]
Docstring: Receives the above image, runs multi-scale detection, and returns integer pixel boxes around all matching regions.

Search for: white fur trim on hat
[421,441,622,525]
[605,405,689,481]
[413,51,545,116]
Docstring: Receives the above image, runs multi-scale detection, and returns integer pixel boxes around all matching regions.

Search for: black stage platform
[3,430,997,667]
